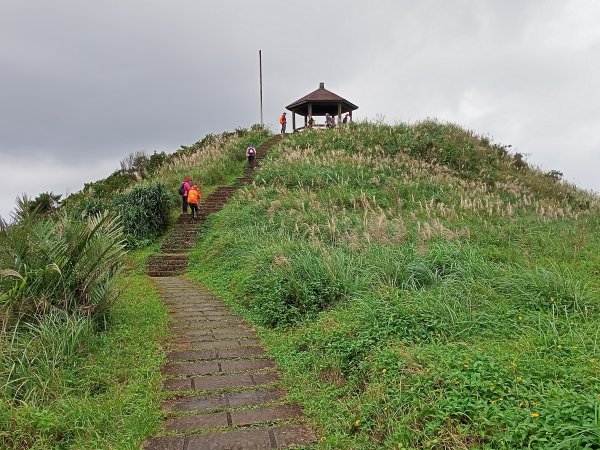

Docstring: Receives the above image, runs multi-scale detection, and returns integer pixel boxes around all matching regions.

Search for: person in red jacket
[180,177,192,213]
[280,112,287,136]
[187,184,201,218]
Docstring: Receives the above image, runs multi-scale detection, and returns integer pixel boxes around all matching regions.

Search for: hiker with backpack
[179,177,192,213]
[246,144,257,165]
[187,184,201,219]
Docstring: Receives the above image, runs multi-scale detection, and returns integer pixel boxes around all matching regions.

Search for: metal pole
[259,50,263,125]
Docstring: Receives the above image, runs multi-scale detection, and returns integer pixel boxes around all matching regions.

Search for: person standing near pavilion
[325,113,333,129]
[280,112,287,136]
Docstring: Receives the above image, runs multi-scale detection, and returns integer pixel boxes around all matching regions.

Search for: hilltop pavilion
[285,82,358,132]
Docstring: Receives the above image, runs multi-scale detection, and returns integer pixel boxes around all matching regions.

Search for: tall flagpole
[259,50,264,125]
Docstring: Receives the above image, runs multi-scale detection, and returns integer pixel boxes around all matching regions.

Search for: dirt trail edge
[144,136,317,449]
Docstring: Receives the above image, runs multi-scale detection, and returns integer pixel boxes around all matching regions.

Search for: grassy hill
[1,120,598,448]
[185,121,600,448]
[0,126,271,449]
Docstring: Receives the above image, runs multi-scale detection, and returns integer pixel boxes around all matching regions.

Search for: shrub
[110,180,171,248]
[0,212,126,326]
[245,245,350,327]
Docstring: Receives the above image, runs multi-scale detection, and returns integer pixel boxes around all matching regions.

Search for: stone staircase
[143,278,316,450]
[147,135,281,277]
[143,134,317,449]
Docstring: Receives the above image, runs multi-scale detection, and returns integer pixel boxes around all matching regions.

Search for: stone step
[148,270,186,277]
[162,239,195,244]
[166,347,267,362]
[163,234,199,241]
[147,259,188,266]
[163,404,304,433]
[162,238,196,243]
[144,424,315,450]
[160,248,193,254]
[160,249,193,254]
[147,263,188,269]
[149,254,188,261]
[147,265,188,272]
[162,359,276,377]
[162,371,281,392]
[161,389,286,413]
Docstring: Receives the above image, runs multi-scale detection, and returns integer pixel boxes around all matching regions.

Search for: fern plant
[0,211,127,328]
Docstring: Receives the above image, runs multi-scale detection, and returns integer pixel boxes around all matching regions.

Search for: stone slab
[230,404,303,426]
[162,362,220,376]
[164,411,228,432]
[192,340,241,350]
[227,390,286,408]
[220,359,276,373]
[193,374,255,391]
[163,378,192,391]
[251,372,282,386]
[186,428,271,450]
[238,339,262,347]
[212,330,256,339]
[174,334,216,343]
[143,436,185,450]
[161,394,227,412]
[173,328,213,337]
[216,347,266,359]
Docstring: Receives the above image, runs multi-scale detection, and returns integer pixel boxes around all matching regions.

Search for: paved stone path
[143,136,317,449]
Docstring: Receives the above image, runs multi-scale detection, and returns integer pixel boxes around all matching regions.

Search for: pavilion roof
[286,82,358,116]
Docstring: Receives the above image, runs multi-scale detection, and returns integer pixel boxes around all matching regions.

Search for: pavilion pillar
[338,103,342,125]
[292,112,296,132]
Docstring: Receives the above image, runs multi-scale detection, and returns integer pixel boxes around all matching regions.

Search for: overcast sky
[2,0,599,220]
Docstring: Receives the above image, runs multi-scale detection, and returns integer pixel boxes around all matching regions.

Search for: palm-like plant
[0,211,126,328]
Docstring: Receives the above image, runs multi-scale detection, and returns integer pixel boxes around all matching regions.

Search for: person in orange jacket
[187,185,201,218]
[279,112,287,136]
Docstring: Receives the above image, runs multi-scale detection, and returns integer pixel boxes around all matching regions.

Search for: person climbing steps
[187,184,201,219]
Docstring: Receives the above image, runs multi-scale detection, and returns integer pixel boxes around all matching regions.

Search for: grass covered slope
[0,265,168,449]
[188,121,600,449]
[0,126,272,448]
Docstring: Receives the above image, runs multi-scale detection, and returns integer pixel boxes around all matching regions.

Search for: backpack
[178,182,185,195]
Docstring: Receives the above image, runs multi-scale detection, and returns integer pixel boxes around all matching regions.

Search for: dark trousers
[182,195,188,213]
[247,154,255,165]
[190,203,198,218]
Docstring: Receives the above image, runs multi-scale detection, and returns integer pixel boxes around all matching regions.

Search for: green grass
[2,120,598,448]
[0,253,169,449]
[0,125,273,448]
[187,121,600,449]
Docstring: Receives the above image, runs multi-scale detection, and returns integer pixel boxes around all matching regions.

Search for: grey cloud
[1,0,600,219]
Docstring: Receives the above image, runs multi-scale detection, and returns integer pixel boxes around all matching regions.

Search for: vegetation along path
[144,135,317,449]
